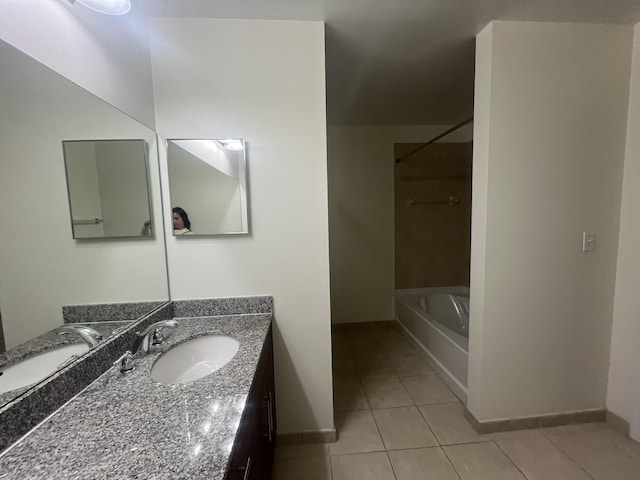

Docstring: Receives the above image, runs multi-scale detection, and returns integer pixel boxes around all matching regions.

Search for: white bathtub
[395,286,469,403]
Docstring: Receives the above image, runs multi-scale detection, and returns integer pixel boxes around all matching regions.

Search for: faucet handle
[132,320,178,355]
[150,320,178,347]
[151,329,167,346]
[114,351,135,373]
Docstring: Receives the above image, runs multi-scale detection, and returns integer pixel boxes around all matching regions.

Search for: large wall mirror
[167,138,249,235]
[0,39,169,407]
[62,139,153,239]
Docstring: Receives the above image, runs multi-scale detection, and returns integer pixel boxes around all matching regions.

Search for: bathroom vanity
[226,320,276,480]
[0,299,276,480]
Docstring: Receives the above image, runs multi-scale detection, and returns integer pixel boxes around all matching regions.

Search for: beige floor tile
[387,353,435,376]
[444,442,526,479]
[355,354,395,377]
[540,421,640,463]
[333,351,358,375]
[348,333,381,349]
[333,370,360,382]
[540,422,611,436]
[362,375,414,409]
[380,336,417,356]
[350,346,380,362]
[419,403,490,445]
[350,343,381,359]
[275,443,329,459]
[272,455,332,480]
[388,447,461,480]
[601,429,640,462]
[496,435,592,480]
[402,374,458,405]
[333,345,354,361]
[329,410,385,456]
[374,326,403,341]
[333,378,370,411]
[546,428,640,480]
[331,452,396,480]
[488,427,546,442]
[332,337,352,357]
[373,406,438,450]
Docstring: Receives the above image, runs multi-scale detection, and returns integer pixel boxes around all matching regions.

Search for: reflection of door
[64,142,105,237]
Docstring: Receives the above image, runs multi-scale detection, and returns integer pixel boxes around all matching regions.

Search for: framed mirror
[0,39,169,408]
[62,139,153,239]
[167,138,249,236]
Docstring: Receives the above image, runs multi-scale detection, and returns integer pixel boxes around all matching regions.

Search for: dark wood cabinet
[226,325,276,480]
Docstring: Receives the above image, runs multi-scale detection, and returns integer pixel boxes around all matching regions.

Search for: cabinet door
[246,328,275,479]
[258,346,276,475]
[226,326,275,480]
[226,393,259,480]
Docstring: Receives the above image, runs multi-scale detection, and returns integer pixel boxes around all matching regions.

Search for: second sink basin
[151,335,240,385]
[0,343,90,394]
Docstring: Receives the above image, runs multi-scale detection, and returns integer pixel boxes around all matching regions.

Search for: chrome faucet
[113,351,135,373]
[58,325,103,348]
[131,319,178,356]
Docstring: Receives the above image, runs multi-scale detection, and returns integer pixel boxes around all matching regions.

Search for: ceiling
[134,0,640,126]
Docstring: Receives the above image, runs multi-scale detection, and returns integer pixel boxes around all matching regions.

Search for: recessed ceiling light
[70,0,132,15]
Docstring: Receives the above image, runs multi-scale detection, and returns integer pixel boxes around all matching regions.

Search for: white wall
[469,21,632,421]
[0,0,155,127]
[149,18,333,435]
[328,125,473,324]
[0,40,167,349]
[608,23,640,438]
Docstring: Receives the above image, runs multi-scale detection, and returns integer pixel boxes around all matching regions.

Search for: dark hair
[172,207,191,230]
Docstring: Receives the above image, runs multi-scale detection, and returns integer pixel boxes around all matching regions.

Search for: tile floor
[272,322,640,479]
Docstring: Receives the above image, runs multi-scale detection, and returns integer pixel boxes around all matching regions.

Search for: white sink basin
[0,343,90,394]
[151,335,240,385]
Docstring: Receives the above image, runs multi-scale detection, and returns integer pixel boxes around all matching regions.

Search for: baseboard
[464,408,607,434]
[606,411,631,436]
[276,429,336,445]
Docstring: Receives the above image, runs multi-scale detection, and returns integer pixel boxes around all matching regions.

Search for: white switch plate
[583,232,596,252]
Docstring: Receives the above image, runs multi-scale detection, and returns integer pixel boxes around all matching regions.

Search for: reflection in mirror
[0,319,128,403]
[62,139,153,239]
[167,139,249,235]
[0,39,169,409]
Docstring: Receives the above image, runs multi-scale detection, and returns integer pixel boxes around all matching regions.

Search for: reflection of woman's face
[173,213,184,230]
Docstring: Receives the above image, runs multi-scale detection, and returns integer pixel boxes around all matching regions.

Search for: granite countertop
[0,313,271,480]
[0,322,133,405]
[0,322,132,369]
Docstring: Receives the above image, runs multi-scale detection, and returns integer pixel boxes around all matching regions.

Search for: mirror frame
[166,138,250,236]
[62,139,155,240]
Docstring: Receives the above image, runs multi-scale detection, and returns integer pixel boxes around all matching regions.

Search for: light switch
[582,232,596,252]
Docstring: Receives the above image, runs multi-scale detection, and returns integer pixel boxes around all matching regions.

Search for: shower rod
[395,117,474,163]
